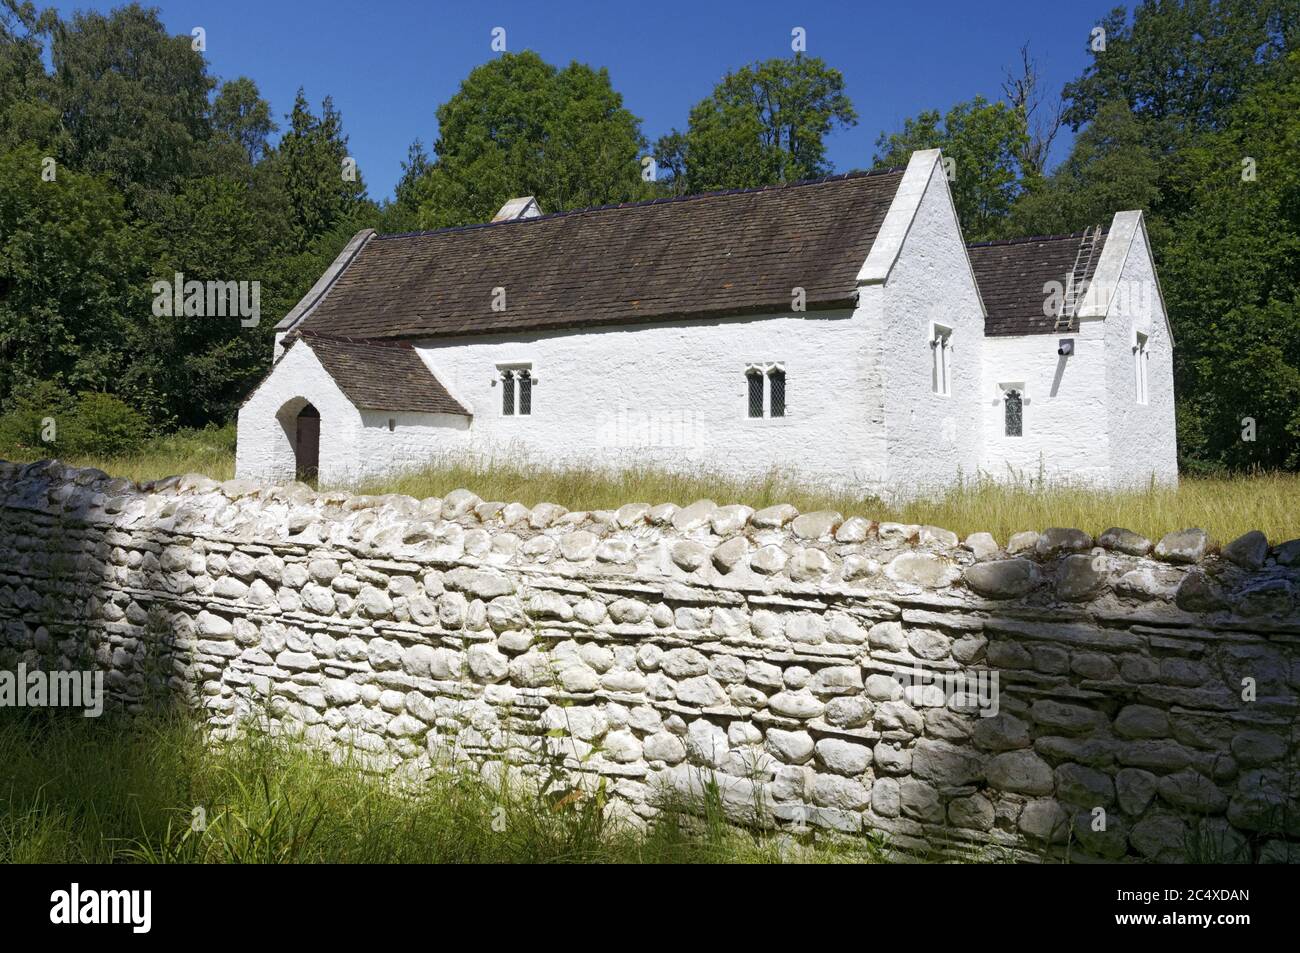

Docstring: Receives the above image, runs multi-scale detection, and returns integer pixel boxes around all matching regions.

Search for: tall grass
[0,709,888,864]
[6,427,1297,542]
[359,457,1300,544]
[3,424,239,484]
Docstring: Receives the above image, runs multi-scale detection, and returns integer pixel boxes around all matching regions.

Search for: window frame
[1133,331,1149,405]
[743,362,788,420]
[999,382,1026,438]
[930,322,953,397]
[768,366,786,418]
[496,362,534,417]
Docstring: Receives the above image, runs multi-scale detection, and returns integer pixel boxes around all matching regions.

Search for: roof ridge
[376,167,907,241]
[968,228,1105,249]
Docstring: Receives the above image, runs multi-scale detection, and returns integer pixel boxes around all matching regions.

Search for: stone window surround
[998,381,1026,438]
[929,321,953,397]
[744,362,787,421]
[495,361,534,417]
[1133,330,1150,406]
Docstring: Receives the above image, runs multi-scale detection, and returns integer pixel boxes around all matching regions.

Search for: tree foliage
[656,55,857,194]
[0,0,1295,477]
[1159,51,1300,470]
[405,52,647,228]
[873,97,1027,241]
[0,2,378,432]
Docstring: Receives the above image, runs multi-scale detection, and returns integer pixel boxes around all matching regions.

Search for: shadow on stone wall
[1,458,1298,863]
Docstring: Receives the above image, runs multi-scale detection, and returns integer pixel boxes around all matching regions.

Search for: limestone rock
[912,738,984,785]
[441,488,481,518]
[670,540,708,572]
[710,504,754,536]
[685,719,729,767]
[1055,762,1115,806]
[768,690,824,720]
[671,499,717,532]
[467,644,509,683]
[1154,527,1208,563]
[766,728,815,764]
[749,545,788,575]
[841,554,880,581]
[1174,569,1228,612]
[711,536,749,573]
[444,567,515,599]
[1056,553,1107,600]
[948,793,994,831]
[834,516,872,543]
[643,731,686,764]
[559,531,599,562]
[528,502,568,529]
[676,675,728,707]
[1098,526,1152,556]
[1116,768,1158,816]
[615,502,650,528]
[1019,799,1068,842]
[920,525,959,548]
[963,532,999,561]
[751,503,798,528]
[1006,531,1039,555]
[1157,769,1228,814]
[1274,538,1300,567]
[791,510,842,540]
[972,712,1031,752]
[884,551,960,588]
[1035,527,1093,557]
[963,558,1038,598]
[985,750,1054,795]
[787,548,833,582]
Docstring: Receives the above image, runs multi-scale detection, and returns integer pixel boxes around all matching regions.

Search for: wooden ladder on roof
[1055,225,1102,331]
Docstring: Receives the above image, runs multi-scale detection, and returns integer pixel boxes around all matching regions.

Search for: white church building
[236,149,1177,494]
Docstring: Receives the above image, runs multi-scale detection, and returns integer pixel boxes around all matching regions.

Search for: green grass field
[5,423,1298,544]
[0,708,890,864]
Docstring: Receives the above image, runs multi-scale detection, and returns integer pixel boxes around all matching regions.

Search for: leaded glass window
[518,368,532,415]
[501,369,515,415]
[769,368,786,418]
[1004,389,1022,437]
[747,370,764,418]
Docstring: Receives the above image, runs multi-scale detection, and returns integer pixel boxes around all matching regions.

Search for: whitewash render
[236,149,1178,492]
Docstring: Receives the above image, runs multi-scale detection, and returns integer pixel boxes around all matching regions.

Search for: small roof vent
[492,196,542,222]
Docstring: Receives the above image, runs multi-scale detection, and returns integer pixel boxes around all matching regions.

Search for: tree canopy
[654,55,857,194]
[0,0,1295,475]
[873,96,1027,241]
[403,51,648,229]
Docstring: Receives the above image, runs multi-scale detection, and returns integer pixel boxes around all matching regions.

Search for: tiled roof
[295,169,906,340]
[968,229,1108,336]
[300,334,470,416]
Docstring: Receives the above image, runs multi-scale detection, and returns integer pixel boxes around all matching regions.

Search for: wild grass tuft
[0,709,889,864]
[7,428,1297,544]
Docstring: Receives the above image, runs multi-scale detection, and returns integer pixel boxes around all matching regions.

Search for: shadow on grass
[0,707,894,864]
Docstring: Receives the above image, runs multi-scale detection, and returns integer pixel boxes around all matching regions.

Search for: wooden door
[295,405,320,480]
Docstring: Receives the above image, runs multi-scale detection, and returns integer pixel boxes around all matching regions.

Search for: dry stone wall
[2,458,1298,862]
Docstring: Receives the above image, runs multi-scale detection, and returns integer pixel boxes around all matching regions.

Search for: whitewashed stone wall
[878,152,984,491]
[1103,224,1179,486]
[2,459,1297,862]
[981,324,1111,484]
[235,342,472,486]
[979,215,1178,489]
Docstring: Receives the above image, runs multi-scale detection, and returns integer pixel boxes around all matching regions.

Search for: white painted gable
[238,152,1178,495]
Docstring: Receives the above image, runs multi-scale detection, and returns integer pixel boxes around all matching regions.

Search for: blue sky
[50,0,1106,200]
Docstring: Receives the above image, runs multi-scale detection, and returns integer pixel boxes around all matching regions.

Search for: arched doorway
[295,404,320,480]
